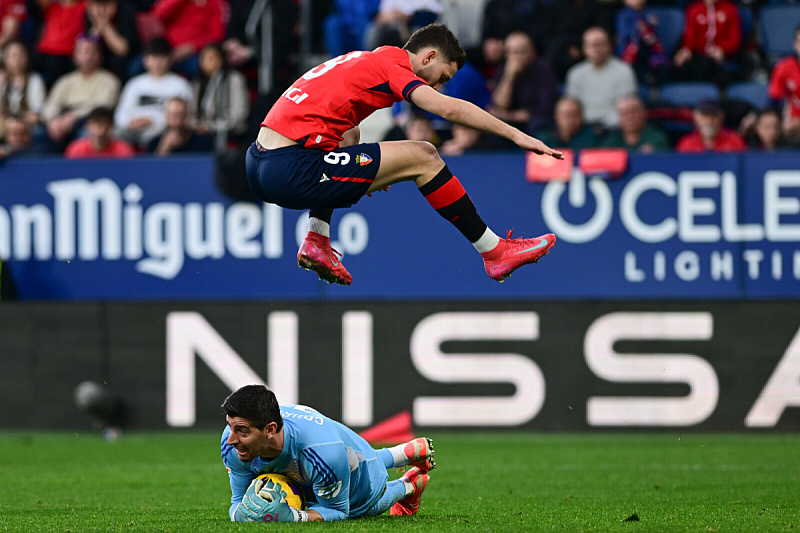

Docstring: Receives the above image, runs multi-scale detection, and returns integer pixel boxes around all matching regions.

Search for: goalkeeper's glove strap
[291,507,309,522]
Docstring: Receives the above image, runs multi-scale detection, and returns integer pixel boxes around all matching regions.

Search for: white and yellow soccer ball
[255,473,306,510]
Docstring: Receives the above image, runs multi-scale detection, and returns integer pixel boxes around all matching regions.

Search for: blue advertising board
[0,152,798,300]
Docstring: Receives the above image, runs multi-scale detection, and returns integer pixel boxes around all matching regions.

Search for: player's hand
[236,478,303,522]
[514,133,564,160]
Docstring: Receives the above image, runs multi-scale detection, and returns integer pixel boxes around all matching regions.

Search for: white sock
[388,443,409,467]
[472,227,500,253]
[403,479,415,496]
[308,217,330,238]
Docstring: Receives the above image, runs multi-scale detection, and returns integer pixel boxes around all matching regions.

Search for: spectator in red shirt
[0,0,27,49]
[673,0,741,88]
[150,0,228,77]
[676,99,746,153]
[33,0,88,86]
[768,25,800,145]
[65,106,136,158]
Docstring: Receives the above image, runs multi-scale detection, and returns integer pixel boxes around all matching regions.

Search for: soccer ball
[255,473,306,510]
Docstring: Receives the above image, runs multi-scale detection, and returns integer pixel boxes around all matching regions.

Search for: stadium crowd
[0,0,798,163]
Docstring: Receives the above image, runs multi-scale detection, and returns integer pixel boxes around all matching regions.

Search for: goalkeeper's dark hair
[404,23,466,70]
[222,384,283,431]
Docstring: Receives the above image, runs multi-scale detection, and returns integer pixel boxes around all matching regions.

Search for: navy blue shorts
[245,142,382,210]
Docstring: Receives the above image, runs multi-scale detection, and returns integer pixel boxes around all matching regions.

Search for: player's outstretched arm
[409,85,564,160]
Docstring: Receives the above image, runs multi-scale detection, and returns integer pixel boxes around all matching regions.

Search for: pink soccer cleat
[390,467,429,516]
[403,437,435,472]
[481,231,556,282]
[297,233,353,285]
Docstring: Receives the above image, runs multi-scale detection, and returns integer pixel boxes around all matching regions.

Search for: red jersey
[151,0,227,53]
[65,138,136,159]
[681,0,741,56]
[768,56,800,119]
[675,128,746,153]
[36,1,87,56]
[263,46,427,151]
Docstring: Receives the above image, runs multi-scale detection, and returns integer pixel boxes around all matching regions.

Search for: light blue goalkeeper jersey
[221,404,389,521]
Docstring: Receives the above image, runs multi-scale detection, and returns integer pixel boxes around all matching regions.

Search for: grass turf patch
[0,432,798,532]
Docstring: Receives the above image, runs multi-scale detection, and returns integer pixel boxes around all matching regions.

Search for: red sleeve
[681,2,703,51]
[717,2,741,55]
[152,0,186,23]
[205,0,227,45]
[768,59,788,100]
[381,47,427,102]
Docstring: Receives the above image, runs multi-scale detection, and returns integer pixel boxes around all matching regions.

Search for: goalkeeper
[220,384,435,522]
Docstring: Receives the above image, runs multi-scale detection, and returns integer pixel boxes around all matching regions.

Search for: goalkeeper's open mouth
[235,447,254,461]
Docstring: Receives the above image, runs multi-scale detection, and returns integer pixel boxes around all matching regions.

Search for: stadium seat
[658,82,720,108]
[643,7,685,55]
[759,6,800,62]
[726,81,769,109]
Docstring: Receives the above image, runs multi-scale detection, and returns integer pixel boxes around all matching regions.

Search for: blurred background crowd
[0,0,798,169]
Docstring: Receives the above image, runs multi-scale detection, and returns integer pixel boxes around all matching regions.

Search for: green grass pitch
[1,432,799,532]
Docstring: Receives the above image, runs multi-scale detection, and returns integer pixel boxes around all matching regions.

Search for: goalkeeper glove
[235,477,308,522]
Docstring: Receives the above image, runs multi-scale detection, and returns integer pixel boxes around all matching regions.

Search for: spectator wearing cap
[65,106,135,158]
[600,94,670,153]
[114,37,193,148]
[565,27,637,128]
[676,99,746,153]
[33,0,88,86]
[42,35,120,150]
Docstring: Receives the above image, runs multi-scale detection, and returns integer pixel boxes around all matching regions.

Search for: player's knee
[415,141,442,166]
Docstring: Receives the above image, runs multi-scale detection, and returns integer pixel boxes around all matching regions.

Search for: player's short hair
[404,23,466,70]
[222,384,283,431]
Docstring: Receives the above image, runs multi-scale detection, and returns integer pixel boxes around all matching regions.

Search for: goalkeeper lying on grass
[221,384,435,522]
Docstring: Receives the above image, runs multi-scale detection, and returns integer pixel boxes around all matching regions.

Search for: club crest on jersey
[355,153,373,166]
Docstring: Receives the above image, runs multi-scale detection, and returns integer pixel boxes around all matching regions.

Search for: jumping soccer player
[221,384,435,522]
[246,23,561,285]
